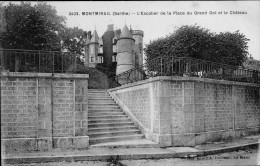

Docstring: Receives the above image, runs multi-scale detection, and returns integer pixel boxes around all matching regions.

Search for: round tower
[116,25,135,84]
[131,30,144,66]
[83,32,91,67]
[88,30,99,68]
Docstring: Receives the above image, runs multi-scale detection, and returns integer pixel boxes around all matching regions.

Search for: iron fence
[0,49,81,73]
[115,56,260,86]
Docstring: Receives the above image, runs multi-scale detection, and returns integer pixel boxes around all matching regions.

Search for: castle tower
[88,30,99,68]
[116,25,135,84]
[83,31,91,67]
[131,30,144,66]
[102,24,115,70]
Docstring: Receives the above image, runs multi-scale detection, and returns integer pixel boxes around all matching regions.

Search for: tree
[0,2,90,72]
[144,25,249,67]
[243,56,260,71]
[59,27,90,54]
[1,2,66,50]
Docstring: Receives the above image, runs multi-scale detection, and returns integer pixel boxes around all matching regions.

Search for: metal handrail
[115,56,260,86]
[0,48,62,53]
[0,49,81,73]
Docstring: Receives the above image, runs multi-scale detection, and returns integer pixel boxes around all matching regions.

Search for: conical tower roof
[119,25,133,39]
[90,30,99,43]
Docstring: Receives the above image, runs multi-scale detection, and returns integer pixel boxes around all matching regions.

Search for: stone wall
[1,72,89,152]
[115,87,151,129]
[109,76,260,147]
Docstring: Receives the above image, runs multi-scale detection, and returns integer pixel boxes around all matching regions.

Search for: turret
[83,32,91,67]
[88,30,99,68]
[131,30,144,66]
[116,25,135,84]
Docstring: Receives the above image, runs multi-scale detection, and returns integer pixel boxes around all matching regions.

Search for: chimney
[107,24,114,31]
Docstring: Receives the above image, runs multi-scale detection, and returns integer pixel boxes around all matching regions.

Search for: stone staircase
[88,89,144,145]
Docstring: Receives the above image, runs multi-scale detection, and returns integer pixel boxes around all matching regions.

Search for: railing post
[61,52,63,73]
[222,65,225,79]
[74,51,77,72]
[15,51,20,72]
[252,70,258,83]
[52,52,54,73]
[38,51,40,72]
[0,48,4,70]
[0,38,4,70]
[160,56,163,76]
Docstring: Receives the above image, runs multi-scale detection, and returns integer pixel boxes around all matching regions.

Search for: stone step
[88,95,111,98]
[88,89,107,91]
[88,126,139,134]
[88,99,115,102]
[88,94,110,97]
[88,97,115,102]
[88,102,117,105]
[89,134,144,145]
[87,89,143,145]
[88,130,141,138]
[88,111,125,116]
[88,109,123,113]
[88,115,128,120]
[88,108,122,111]
[88,92,110,95]
[90,139,160,148]
[88,122,135,128]
[88,89,108,91]
[88,93,110,96]
[88,105,120,109]
[88,118,131,124]
[88,103,117,106]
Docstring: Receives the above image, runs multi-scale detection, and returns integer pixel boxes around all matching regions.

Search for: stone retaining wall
[1,72,89,152]
[109,76,260,147]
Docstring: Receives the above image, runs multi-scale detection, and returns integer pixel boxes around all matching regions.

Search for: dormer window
[99,47,103,54]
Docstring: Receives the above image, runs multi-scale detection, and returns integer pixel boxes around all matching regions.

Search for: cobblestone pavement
[3,148,259,166]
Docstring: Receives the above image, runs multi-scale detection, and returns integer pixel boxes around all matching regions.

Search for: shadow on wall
[67,64,109,89]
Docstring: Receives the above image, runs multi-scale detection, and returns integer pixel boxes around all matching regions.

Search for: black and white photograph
[0,1,260,166]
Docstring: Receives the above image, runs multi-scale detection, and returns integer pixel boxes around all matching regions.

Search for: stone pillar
[154,80,172,146]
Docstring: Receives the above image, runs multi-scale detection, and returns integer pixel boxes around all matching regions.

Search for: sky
[3,1,260,60]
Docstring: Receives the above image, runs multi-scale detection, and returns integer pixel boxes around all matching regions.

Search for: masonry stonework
[1,72,89,152]
[116,88,151,129]
[109,76,260,147]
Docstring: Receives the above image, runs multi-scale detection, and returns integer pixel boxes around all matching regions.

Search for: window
[112,55,117,62]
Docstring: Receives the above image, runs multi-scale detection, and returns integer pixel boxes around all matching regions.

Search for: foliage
[144,25,249,67]
[1,2,66,50]
[1,2,88,72]
[243,57,260,71]
[59,27,91,57]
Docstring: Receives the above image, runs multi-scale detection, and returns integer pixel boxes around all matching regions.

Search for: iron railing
[95,65,121,88]
[0,49,81,73]
[115,56,260,86]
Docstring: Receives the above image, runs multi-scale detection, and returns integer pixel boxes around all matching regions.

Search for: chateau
[83,24,144,79]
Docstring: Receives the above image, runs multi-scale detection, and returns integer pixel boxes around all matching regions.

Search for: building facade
[84,24,144,77]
